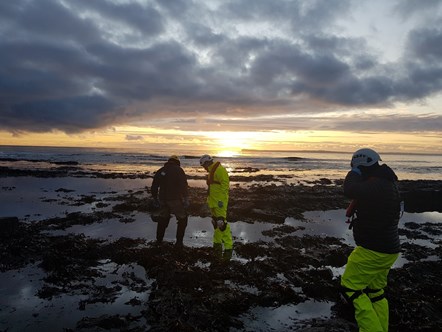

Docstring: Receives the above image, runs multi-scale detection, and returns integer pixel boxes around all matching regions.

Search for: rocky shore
[1,171,441,331]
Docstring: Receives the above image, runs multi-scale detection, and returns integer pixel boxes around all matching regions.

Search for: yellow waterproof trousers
[210,206,233,250]
[213,223,233,250]
[341,246,399,332]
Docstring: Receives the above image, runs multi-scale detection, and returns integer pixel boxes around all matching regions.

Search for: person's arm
[343,170,379,199]
[219,168,229,195]
[151,168,162,200]
[179,168,189,201]
[216,167,229,207]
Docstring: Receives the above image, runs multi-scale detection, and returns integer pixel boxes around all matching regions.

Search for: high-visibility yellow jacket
[206,161,229,209]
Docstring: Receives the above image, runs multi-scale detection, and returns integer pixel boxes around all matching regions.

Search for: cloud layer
[1,0,442,133]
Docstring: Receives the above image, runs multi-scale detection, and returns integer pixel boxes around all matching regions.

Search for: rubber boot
[175,217,188,248]
[213,243,223,259]
[156,217,170,243]
[222,249,233,262]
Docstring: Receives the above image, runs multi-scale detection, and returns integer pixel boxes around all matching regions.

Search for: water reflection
[285,210,355,246]
[285,210,441,268]
[2,201,440,331]
[0,177,147,220]
[233,300,333,332]
[0,262,151,331]
[50,209,441,271]
[50,215,278,248]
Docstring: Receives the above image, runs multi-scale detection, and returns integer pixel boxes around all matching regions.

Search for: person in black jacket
[151,155,189,248]
[341,148,401,332]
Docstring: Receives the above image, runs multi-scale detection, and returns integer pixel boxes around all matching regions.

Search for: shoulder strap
[207,162,221,185]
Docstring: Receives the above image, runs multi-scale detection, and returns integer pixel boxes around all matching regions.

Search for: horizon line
[241,148,442,157]
[1,144,442,157]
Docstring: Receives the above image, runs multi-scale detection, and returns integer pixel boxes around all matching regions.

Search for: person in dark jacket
[341,148,401,332]
[151,155,189,248]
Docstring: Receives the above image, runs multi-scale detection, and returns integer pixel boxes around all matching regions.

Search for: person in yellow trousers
[341,148,401,332]
[199,154,233,262]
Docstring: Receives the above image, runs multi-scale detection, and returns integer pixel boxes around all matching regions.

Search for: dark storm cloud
[0,0,101,43]
[1,0,442,134]
[71,0,164,36]
[408,26,442,63]
[83,41,199,99]
[2,95,117,133]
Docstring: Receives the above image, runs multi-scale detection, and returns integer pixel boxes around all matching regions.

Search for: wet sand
[1,171,441,331]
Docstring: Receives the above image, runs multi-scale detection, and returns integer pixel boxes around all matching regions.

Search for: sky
[1,0,442,156]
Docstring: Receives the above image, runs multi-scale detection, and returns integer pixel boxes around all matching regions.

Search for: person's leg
[364,287,389,332]
[222,248,233,262]
[366,254,399,332]
[175,217,188,247]
[168,200,188,247]
[213,227,223,259]
[211,205,233,262]
[156,217,170,243]
[156,204,171,243]
[221,223,233,249]
[210,206,225,257]
[341,246,384,332]
[218,222,233,262]
[353,294,383,332]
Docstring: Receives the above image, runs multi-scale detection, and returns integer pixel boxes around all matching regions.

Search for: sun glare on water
[216,150,240,157]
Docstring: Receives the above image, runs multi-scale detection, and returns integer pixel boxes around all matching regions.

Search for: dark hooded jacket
[344,164,401,254]
[151,160,188,201]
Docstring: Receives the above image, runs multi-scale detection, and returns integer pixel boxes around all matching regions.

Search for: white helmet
[199,154,213,166]
[351,148,381,168]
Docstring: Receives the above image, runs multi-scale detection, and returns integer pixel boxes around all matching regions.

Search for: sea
[0,145,441,183]
[1,145,441,330]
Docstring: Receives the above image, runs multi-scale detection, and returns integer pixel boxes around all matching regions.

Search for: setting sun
[202,131,256,155]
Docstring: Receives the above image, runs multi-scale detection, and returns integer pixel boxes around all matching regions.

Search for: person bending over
[151,155,189,248]
[199,154,232,262]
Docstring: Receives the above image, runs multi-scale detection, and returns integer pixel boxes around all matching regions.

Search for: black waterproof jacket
[344,164,401,254]
[151,161,188,201]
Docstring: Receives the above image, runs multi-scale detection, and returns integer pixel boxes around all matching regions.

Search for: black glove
[212,217,226,231]
[218,220,227,231]
[211,219,217,229]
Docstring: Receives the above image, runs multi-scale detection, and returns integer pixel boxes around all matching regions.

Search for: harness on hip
[341,286,385,303]
[364,287,386,303]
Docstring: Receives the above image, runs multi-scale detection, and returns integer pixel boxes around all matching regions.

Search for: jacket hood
[368,164,398,182]
[165,159,180,167]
